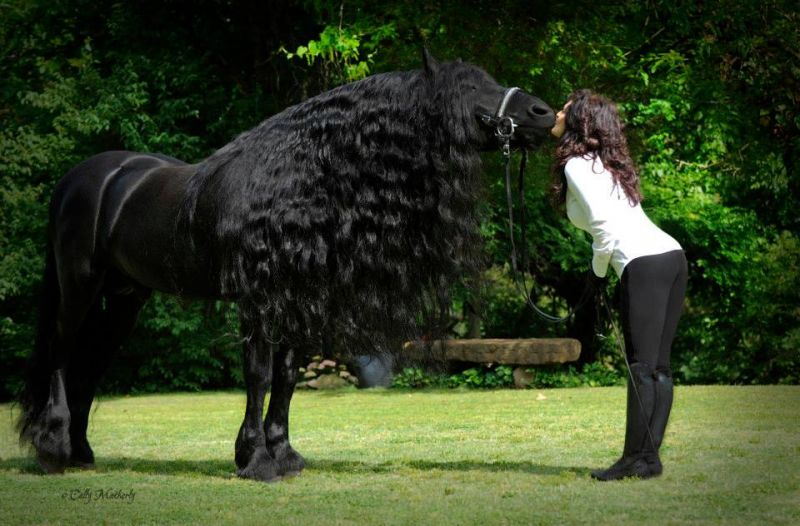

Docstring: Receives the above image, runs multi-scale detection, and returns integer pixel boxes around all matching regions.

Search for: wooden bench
[402,338,581,387]
[403,338,581,365]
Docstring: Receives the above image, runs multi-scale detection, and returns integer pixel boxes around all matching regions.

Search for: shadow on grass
[0,456,236,478]
[309,458,591,477]
[0,455,590,479]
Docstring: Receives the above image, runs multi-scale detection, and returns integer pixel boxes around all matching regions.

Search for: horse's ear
[422,46,439,76]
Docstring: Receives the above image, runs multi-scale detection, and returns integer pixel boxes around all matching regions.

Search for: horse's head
[422,49,555,150]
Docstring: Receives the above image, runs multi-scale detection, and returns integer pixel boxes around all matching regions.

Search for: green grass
[1,386,798,525]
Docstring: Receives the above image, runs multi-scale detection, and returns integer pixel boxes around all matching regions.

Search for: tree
[1,1,797,399]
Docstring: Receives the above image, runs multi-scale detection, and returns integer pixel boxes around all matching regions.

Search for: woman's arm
[565,157,616,277]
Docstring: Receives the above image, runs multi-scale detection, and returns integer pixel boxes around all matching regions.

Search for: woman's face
[550,101,571,138]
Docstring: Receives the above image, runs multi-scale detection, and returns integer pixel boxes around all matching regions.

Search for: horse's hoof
[236,450,282,483]
[270,443,306,477]
[279,451,306,476]
[32,428,71,474]
[69,441,96,469]
[37,452,68,474]
[237,467,282,483]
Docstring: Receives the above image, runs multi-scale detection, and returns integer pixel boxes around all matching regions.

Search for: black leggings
[620,250,688,375]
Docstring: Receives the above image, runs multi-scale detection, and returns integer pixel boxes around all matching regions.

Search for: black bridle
[478,86,521,158]
[482,87,593,324]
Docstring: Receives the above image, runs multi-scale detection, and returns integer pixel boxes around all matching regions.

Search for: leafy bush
[102,295,243,394]
[525,362,624,389]
[391,362,624,390]
[449,365,515,389]
[392,367,449,389]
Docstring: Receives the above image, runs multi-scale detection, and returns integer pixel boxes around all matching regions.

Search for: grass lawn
[0,385,798,525]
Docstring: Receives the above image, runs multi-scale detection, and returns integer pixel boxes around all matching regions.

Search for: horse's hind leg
[66,285,150,467]
[31,268,104,474]
[265,346,305,477]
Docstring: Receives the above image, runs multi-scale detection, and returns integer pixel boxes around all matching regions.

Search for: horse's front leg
[265,346,306,477]
[234,314,280,482]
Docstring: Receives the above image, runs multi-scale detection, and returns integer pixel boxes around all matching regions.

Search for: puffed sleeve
[564,158,616,277]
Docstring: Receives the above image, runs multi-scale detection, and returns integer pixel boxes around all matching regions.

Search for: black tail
[17,245,59,444]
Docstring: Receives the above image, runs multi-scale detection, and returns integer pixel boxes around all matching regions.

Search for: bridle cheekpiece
[478,86,520,158]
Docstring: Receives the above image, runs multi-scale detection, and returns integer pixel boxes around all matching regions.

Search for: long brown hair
[551,89,642,207]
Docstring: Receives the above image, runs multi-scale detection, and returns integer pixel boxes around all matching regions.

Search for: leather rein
[481,87,592,324]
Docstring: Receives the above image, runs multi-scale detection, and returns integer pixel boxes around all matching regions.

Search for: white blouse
[565,155,682,278]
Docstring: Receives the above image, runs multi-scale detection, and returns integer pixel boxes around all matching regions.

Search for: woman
[551,90,688,480]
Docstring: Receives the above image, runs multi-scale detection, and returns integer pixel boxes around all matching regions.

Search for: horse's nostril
[530,106,550,116]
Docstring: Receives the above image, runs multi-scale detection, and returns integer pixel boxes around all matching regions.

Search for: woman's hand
[585,269,606,292]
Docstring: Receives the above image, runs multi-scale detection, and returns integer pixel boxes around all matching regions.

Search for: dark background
[1,0,798,398]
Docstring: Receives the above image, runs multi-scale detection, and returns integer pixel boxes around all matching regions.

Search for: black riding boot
[643,369,674,475]
[591,362,658,481]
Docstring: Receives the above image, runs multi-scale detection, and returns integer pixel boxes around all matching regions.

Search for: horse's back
[50,151,204,294]
[52,151,187,219]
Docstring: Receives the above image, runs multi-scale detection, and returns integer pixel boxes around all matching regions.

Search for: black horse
[19,50,555,482]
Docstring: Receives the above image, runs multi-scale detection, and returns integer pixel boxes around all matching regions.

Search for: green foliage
[102,295,243,394]
[281,21,397,86]
[0,0,273,399]
[525,362,624,389]
[0,183,45,300]
[391,367,448,389]
[478,265,529,338]
[391,362,622,390]
[449,364,514,389]
[0,0,798,399]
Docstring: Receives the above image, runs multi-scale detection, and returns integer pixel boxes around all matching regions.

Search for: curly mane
[179,62,487,354]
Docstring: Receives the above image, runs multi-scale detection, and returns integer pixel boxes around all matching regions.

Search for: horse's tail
[17,245,59,443]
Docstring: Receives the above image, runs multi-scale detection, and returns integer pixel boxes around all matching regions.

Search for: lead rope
[501,142,593,323]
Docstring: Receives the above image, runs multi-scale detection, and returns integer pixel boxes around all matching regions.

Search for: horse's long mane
[179,62,486,355]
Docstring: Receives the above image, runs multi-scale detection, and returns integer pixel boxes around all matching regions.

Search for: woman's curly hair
[551,89,642,207]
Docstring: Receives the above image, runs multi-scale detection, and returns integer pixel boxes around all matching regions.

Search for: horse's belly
[109,233,222,299]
